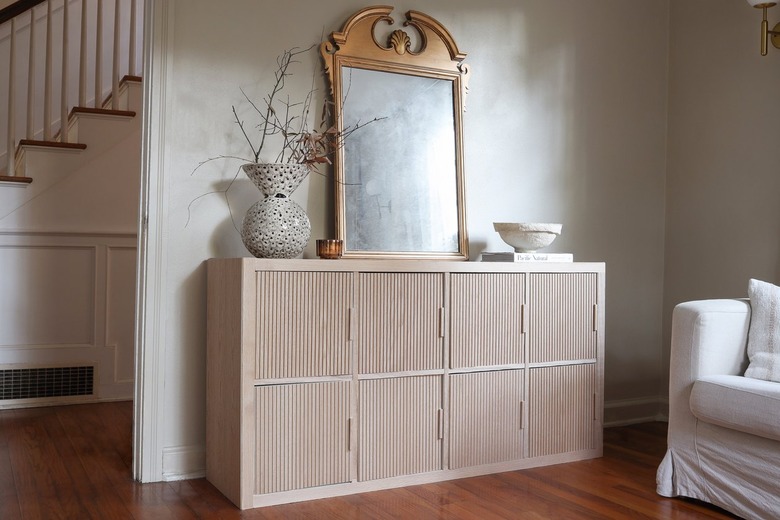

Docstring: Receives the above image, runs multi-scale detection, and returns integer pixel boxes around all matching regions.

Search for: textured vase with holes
[241,163,311,258]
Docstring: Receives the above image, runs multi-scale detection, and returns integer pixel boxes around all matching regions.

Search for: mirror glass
[322,7,469,259]
[342,67,459,253]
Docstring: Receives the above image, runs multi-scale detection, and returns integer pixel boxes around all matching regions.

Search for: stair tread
[71,107,137,118]
[0,175,33,184]
[19,140,87,150]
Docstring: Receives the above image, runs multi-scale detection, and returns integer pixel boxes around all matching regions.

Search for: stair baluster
[6,18,16,178]
[95,0,102,109]
[43,0,52,141]
[129,0,135,76]
[111,0,119,109]
[60,0,68,143]
[26,7,35,140]
[78,0,87,106]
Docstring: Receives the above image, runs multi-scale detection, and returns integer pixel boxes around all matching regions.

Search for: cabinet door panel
[450,370,524,468]
[528,273,597,363]
[359,375,442,481]
[357,273,444,374]
[450,273,525,368]
[256,271,353,379]
[255,381,351,494]
[528,364,597,457]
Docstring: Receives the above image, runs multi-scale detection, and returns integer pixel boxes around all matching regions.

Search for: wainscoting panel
[107,246,138,384]
[0,245,95,346]
[0,233,137,408]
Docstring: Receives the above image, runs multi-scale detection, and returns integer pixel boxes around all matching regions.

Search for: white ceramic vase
[241,163,311,258]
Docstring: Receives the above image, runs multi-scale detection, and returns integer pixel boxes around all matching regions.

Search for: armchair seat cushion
[690,374,780,442]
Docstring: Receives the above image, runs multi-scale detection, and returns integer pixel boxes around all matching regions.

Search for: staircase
[0,74,141,229]
[0,0,142,409]
[1,0,142,181]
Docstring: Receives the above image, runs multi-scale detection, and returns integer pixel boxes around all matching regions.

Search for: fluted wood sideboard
[205,258,605,509]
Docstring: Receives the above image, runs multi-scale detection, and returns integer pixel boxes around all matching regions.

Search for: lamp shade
[747,0,777,7]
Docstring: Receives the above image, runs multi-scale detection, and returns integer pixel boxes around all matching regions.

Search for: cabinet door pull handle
[519,400,525,430]
[593,304,598,332]
[521,304,526,334]
[437,409,444,439]
[347,417,352,450]
[348,307,355,341]
[438,307,445,338]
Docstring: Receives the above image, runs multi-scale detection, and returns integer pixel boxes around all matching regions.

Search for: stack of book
[481,252,573,262]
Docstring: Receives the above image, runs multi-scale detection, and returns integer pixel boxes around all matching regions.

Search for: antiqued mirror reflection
[342,67,459,253]
[321,6,470,259]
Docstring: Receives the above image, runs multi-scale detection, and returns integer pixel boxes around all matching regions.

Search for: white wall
[141,0,670,480]
[662,1,780,399]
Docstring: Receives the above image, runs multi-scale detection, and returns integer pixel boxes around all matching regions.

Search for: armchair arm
[671,299,750,380]
[667,299,751,428]
[659,299,751,498]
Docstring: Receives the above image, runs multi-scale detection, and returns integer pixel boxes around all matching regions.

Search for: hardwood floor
[0,401,739,519]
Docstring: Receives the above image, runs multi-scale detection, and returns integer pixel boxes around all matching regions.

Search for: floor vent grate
[0,366,94,400]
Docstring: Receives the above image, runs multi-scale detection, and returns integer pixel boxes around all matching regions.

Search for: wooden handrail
[0,0,46,25]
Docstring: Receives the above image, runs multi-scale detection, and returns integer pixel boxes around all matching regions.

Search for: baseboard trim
[0,395,131,411]
[162,445,206,481]
[604,397,667,427]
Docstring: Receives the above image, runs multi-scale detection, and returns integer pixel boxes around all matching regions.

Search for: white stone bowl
[493,222,562,253]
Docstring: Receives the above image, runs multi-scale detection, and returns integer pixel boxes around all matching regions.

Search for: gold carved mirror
[321,6,469,260]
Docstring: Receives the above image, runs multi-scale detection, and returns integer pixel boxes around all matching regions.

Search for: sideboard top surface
[207,257,605,275]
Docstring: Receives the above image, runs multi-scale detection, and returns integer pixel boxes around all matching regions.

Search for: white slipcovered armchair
[657,298,780,520]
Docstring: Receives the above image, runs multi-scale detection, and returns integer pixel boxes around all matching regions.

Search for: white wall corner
[162,445,206,481]
[655,397,669,422]
[604,397,667,427]
[133,0,174,484]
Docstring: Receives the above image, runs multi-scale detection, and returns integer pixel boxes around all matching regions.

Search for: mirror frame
[321,6,470,260]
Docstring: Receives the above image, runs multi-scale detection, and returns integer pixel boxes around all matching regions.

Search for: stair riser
[68,115,137,152]
[13,147,84,183]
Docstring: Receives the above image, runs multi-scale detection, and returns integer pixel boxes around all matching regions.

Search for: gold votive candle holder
[316,239,343,259]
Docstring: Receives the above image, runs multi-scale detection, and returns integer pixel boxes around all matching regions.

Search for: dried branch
[231,106,257,161]
[185,163,243,231]
[234,45,316,163]
[230,43,381,171]
[191,154,254,175]
[187,43,381,229]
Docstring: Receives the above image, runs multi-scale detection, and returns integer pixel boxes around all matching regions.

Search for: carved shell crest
[388,29,411,55]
